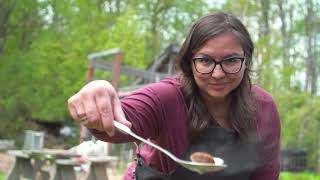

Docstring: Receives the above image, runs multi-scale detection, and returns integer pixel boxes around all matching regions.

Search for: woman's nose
[211,64,226,79]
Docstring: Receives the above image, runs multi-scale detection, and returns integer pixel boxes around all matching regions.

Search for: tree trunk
[148,0,172,58]
[277,0,295,88]
[257,0,271,87]
[297,117,308,147]
[260,0,270,37]
[0,0,16,54]
[304,0,317,94]
[318,122,320,172]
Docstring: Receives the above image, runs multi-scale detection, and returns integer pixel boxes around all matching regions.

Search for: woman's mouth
[209,83,227,91]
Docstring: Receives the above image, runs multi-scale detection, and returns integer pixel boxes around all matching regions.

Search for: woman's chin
[205,91,228,100]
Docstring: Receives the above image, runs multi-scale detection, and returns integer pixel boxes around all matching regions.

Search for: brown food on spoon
[190,152,215,163]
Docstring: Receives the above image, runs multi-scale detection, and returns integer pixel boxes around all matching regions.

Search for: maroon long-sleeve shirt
[92,77,281,180]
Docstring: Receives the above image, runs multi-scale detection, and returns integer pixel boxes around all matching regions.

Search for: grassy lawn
[280,172,320,180]
[0,172,4,180]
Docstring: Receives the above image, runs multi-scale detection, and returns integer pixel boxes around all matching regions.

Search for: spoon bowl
[113,121,227,173]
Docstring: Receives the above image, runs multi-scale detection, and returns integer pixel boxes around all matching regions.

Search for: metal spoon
[113,121,227,173]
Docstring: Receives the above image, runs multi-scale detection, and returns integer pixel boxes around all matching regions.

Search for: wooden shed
[80,44,180,143]
[86,44,179,97]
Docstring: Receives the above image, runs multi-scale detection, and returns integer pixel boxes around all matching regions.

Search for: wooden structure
[80,44,179,143]
[86,44,179,96]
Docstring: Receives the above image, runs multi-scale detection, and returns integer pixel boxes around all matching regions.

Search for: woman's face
[191,32,246,102]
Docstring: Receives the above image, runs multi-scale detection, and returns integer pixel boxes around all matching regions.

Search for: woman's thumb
[112,96,132,128]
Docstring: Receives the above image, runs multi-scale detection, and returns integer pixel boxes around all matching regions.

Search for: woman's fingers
[95,87,115,135]
[81,90,100,123]
[68,97,78,120]
[67,80,126,135]
[113,95,131,128]
[68,94,86,121]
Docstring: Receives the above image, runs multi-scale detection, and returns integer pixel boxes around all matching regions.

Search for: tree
[0,0,16,54]
[304,0,318,95]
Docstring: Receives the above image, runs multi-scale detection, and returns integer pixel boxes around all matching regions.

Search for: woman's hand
[67,80,131,136]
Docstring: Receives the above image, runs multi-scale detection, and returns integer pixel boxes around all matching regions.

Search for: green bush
[280,172,320,180]
[276,91,320,170]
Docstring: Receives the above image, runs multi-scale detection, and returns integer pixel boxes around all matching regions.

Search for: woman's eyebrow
[193,53,212,59]
[195,53,243,60]
[221,53,244,59]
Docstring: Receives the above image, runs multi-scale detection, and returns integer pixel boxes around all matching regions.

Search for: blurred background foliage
[0,0,319,173]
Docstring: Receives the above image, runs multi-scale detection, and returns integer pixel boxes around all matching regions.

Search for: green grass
[280,172,320,180]
[0,171,4,180]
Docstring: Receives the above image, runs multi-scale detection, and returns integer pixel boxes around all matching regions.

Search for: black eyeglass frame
[192,55,245,75]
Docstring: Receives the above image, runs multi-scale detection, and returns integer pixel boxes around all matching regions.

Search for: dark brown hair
[176,12,256,139]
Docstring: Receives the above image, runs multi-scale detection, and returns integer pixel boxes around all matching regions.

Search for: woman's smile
[208,83,228,91]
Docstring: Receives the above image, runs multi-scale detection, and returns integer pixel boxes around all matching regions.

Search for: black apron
[134,127,257,180]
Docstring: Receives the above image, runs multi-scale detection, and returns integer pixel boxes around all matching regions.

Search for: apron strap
[134,153,170,180]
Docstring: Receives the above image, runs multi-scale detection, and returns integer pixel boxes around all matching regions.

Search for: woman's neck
[203,96,230,115]
[202,95,231,128]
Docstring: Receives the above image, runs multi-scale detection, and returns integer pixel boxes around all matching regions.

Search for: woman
[68,12,280,180]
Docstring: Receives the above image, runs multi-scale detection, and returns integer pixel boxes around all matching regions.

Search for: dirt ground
[0,152,123,180]
[0,152,14,173]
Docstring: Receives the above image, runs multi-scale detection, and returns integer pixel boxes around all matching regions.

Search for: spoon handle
[113,121,179,162]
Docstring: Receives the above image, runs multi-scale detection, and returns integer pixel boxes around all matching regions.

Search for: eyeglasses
[192,55,245,74]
